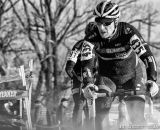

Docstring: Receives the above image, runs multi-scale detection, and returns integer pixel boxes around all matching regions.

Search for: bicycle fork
[87,95,96,130]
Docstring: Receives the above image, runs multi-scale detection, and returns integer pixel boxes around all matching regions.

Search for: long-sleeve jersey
[65,39,98,80]
[65,40,84,79]
[81,22,157,85]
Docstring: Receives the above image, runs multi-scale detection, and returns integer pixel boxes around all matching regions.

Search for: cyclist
[65,39,84,128]
[81,1,159,130]
[65,37,97,129]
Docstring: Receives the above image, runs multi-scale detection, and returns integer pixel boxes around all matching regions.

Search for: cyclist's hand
[82,84,98,99]
[146,80,159,97]
[66,68,74,79]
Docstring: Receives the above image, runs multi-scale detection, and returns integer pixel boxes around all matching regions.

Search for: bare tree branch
[8,0,25,28]
[22,0,43,60]
[0,0,20,15]
[7,48,35,53]
[28,0,41,16]
[149,42,160,50]
[57,0,77,44]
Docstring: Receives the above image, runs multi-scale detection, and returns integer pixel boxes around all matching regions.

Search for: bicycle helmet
[94,0,120,24]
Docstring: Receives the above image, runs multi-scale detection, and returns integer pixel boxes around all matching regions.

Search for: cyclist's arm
[65,61,76,79]
[128,25,157,81]
[65,41,82,79]
[81,41,95,86]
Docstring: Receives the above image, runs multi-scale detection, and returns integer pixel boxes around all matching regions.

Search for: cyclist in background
[65,37,97,129]
[65,39,85,128]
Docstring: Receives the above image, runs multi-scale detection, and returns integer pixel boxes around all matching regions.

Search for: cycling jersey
[65,40,84,79]
[66,39,98,80]
[81,22,157,85]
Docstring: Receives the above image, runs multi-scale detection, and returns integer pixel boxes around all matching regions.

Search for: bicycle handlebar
[91,89,150,99]
[94,92,106,98]
[109,90,150,97]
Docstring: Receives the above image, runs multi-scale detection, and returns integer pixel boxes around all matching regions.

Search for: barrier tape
[0,90,28,100]
[34,123,72,129]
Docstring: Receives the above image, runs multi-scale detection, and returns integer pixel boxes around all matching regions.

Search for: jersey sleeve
[81,41,95,86]
[65,40,83,79]
[128,24,157,81]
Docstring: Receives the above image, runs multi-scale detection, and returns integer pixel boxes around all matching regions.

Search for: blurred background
[0,0,160,127]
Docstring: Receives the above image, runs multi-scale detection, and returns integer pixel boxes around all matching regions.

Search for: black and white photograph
[0,0,159,130]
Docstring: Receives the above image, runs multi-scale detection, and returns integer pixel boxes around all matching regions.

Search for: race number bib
[67,48,80,63]
[81,41,94,61]
[130,35,146,57]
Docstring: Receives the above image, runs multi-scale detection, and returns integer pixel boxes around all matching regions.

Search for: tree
[8,0,160,125]
[0,0,25,74]
[9,0,98,125]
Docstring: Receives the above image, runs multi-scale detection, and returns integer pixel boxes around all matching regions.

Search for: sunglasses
[95,17,113,26]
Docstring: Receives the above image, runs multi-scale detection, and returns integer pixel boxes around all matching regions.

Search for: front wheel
[125,96,146,126]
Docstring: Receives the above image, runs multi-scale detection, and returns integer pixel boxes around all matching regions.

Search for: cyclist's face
[96,21,115,39]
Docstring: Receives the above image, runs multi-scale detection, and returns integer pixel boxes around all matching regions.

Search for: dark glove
[66,68,74,79]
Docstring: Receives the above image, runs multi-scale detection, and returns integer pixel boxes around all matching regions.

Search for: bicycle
[83,87,151,130]
[66,72,152,130]
[56,83,152,130]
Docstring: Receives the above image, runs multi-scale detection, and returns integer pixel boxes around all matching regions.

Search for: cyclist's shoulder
[118,22,140,35]
[72,39,85,50]
[118,22,134,28]
[82,40,95,49]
